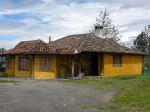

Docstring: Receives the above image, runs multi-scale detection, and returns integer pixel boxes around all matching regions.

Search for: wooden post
[78,55,81,79]
[67,55,69,76]
[56,54,60,78]
[71,55,74,79]
[31,55,34,79]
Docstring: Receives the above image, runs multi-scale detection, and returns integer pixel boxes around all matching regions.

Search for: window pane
[39,57,51,72]
[113,55,122,67]
[19,57,29,71]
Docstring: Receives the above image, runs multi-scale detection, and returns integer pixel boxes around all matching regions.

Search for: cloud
[98,0,150,8]
[0,0,42,9]
[0,0,150,49]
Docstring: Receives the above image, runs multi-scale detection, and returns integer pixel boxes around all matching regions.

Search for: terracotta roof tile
[5,39,54,55]
[4,33,143,55]
[48,33,143,54]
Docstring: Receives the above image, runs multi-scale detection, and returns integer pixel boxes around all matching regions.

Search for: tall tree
[133,25,150,69]
[91,9,120,42]
[133,31,148,54]
[133,25,150,54]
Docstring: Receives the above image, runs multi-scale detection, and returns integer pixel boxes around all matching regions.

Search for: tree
[133,25,150,54]
[133,31,149,54]
[91,9,120,42]
[133,25,150,69]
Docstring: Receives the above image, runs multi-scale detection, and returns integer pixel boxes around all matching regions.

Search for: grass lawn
[63,76,150,112]
[0,79,17,83]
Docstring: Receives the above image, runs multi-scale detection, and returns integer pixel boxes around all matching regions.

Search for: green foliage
[133,31,149,54]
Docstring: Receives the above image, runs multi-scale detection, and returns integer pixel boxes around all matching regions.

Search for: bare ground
[0,79,117,112]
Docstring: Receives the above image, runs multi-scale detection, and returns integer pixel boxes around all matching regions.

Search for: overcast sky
[0,0,150,49]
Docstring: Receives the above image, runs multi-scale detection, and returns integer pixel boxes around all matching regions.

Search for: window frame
[18,57,29,71]
[113,55,122,67]
[39,57,51,72]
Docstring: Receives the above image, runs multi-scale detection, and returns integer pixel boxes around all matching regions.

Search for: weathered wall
[14,56,32,78]
[34,55,57,79]
[103,54,142,76]
[5,57,15,77]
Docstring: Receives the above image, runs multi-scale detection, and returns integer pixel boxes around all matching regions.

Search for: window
[6,58,11,69]
[39,58,51,72]
[18,57,29,71]
[113,55,122,67]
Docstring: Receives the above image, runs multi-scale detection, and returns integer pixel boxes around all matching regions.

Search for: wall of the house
[5,57,15,77]
[103,54,142,76]
[34,55,57,79]
[14,56,32,78]
[5,55,57,79]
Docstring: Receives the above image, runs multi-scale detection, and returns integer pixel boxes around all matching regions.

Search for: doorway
[91,54,98,76]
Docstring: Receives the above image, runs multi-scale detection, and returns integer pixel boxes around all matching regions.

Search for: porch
[56,52,104,78]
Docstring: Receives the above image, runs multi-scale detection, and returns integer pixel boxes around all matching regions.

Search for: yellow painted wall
[5,57,15,77]
[103,54,142,77]
[34,55,57,79]
[14,56,32,78]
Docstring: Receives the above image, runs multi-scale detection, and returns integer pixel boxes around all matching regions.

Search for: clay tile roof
[5,39,54,55]
[3,33,143,56]
[48,33,143,55]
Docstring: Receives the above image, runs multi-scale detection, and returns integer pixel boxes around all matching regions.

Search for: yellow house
[3,33,143,79]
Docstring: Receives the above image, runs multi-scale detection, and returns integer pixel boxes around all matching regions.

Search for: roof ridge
[51,33,93,43]
[31,39,51,52]
[20,39,42,43]
[77,34,90,52]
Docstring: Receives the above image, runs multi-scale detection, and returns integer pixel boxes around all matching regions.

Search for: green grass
[62,76,150,112]
[113,77,150,112]
[63,77,118,89]
[0,80,17,83]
